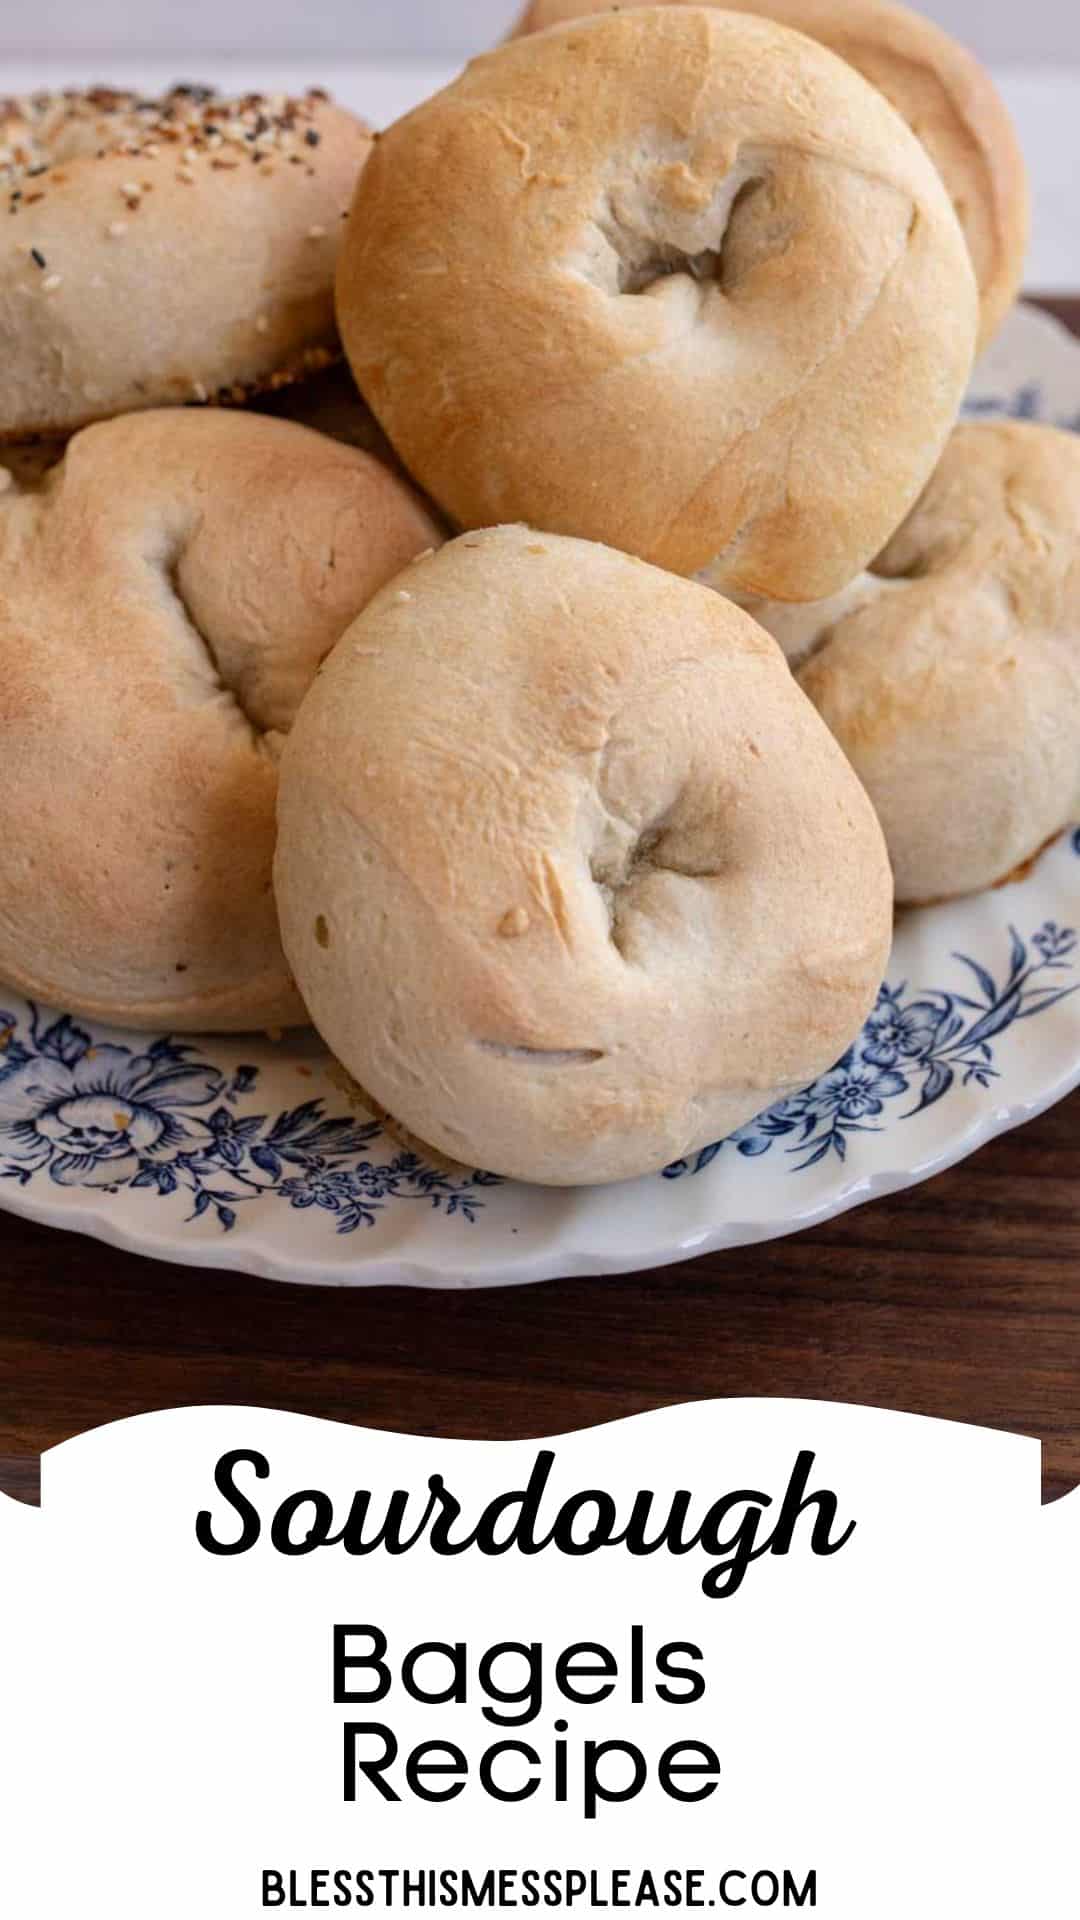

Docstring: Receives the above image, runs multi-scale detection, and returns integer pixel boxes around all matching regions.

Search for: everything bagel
[0,84,371,437]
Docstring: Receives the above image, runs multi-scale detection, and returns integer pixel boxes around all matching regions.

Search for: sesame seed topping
[29,245,45,267]
[41,272,61,291]
[255,314,270,333]
[0,83,342,201]
[307,223,326,239]
[106,219,127,237]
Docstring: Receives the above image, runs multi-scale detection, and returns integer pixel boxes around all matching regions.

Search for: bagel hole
[599,171,770,301]
[715,177,772,293]
[590,821,665,894]
[589,819,668,961]
[867,549,931,582]
[627,823,665,870]
[159,546,267,743]
[615,242,721,297]
[591,804,728,964]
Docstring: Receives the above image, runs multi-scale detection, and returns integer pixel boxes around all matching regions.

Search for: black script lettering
[768,1452,856,1561]
[196,1448,268,1555]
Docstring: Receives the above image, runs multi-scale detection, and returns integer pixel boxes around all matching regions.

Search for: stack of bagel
[1,4,1073,1187]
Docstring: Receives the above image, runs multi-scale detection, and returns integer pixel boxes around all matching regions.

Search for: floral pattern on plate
[664,910,1078,1179]
[0,1014,499,1232]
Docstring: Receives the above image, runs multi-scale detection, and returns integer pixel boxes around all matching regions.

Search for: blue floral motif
[664,917,1079,1179]
[860,996,942,1068]
[0,1005,498,1232]
[0,914,1076,1225]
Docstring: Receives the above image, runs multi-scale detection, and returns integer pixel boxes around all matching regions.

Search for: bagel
[0,84,371,437]
[742,421,1080,903]
[0,408,441,1030]
[274,526,893,1186]
[336,7,978,600]
[511,0,1027,350]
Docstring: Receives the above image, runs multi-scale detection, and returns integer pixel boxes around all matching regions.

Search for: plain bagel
[511,0,1028,350]
[0,408,441,1029]
[0,84,371,437]
[745,421,1080,903]
[274,526,893,1186]
[336,7,978,600]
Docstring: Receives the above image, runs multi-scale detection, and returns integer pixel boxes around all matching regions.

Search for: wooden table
[3,299,1079,1509]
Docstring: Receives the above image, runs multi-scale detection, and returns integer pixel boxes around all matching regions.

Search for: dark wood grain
[2,299,1078,1507]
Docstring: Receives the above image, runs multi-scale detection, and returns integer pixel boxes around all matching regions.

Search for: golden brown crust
[745,421,1080,903]
[512,0,1027,348]
[0,86,372,437]
[0,408,442,1030]
[337,7,978,600]
[275,525,893,1185]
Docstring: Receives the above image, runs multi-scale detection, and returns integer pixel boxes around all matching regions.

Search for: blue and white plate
[2,303,1079,1287]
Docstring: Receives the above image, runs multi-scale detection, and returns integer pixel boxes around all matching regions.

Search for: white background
[1,1400,1076,1918]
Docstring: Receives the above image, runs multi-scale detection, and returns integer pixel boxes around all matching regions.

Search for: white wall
[1,0,1079,61]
